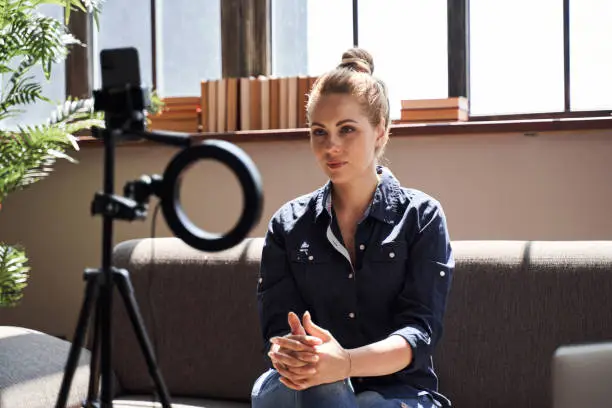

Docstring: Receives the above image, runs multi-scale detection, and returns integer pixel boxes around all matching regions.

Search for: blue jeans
[251,369,438,408]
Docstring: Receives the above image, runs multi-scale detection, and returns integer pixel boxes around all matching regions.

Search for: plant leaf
[0,244,30,307]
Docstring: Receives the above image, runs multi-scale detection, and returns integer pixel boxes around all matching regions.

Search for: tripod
[55,127,173,408]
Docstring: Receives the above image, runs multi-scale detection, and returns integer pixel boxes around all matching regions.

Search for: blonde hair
[306,47,391,160]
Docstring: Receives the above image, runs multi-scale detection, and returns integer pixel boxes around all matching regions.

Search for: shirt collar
[314,166,403,225]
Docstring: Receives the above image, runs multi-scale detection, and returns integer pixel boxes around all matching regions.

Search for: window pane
[306,0,353,76]
[2,4,65,129]
[271,0,308,76]
[271,0,353,77]
[470,0,564,116]
[157,0,221,97]
[359,0,447,120]
[570,0,612,111]
[93,0,153,90]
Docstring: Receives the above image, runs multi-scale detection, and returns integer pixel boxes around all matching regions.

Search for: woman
[252,48,454,408]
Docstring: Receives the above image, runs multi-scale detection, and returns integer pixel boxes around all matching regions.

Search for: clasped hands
[268,311,351,391]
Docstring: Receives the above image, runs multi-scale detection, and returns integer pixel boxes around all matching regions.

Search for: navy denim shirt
[257,166,454,406]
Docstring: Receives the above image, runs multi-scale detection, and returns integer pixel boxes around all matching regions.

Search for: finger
[279,376,308,391]
[293,350,319,364]
[284,362,318,376]
[271,336,318,352]
[272,360,285,372]
[275,348,319,366]
[277,349,319,363]
[302,311,331,341]
[276,348,319,364]
[284,334,324,346]
[288,312,306,335]
[269,350,312,368]
[275,361,313,382]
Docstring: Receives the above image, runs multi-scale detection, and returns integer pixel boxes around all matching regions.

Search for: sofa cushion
[111,237,268,401]
[0,326,91,408]
[114,395,250,407]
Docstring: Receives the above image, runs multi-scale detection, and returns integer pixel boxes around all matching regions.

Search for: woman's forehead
[310,93,364,122]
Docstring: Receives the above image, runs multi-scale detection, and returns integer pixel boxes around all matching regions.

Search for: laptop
[552,342,612,408]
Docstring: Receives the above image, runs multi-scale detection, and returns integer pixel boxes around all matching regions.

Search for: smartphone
[100,47,141,90]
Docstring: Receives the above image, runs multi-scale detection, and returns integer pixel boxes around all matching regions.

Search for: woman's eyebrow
[310,119,357,127]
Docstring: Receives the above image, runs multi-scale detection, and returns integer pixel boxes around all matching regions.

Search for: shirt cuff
[390,326,432,372]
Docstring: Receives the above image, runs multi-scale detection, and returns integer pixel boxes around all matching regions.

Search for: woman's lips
[327,161,347,169]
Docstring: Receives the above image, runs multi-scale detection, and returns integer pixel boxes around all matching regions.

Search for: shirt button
[258,277,263,284]
[359,244,365,251]
[389,252,395,259]
[348,273,353,279]
[348,312,355,318]
[308,255,314,261]
[440,271,446,277]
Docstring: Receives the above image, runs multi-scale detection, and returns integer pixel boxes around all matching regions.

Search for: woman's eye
[311,128,326,136]
[341,126,355,134]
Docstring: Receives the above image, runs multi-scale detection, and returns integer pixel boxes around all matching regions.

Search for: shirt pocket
[289,248,335,305]
[369,241,408,263]
[361,241,409,302]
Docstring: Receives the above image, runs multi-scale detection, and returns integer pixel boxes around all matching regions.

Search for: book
[400,107,468,122]
[226,77,238,131]
[401,97,468,111]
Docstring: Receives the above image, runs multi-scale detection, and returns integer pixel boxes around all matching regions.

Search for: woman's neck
[331,167,379,219]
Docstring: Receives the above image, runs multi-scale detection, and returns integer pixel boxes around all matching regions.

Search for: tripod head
[90,47,263,252]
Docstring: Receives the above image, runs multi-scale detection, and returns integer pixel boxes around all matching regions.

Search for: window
[93,0,153,90]
[155,0,221,97]
[570,0,612,111]
[271,0,353,77]
[358,0,448,119]
[270,0,308,76]
[2,4,66,129]
[83,1,611,128]
[93,0,221,97]
[469,0,565,116]
[272,0,447,120]
[305,0,353,76]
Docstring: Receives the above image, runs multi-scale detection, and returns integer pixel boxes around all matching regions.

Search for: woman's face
[309,93,384,184]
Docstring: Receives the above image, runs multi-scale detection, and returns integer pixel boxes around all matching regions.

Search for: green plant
[0,0,106,306]
[0,244,29,305]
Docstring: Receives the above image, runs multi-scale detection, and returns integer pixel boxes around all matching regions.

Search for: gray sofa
[1,238,612,407]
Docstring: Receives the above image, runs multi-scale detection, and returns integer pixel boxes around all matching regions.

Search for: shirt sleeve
[257,214,308,363]
[389,198,455,372]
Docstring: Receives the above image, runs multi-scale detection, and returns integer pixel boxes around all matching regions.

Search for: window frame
[440,0,612,121]
[65,0,612,137]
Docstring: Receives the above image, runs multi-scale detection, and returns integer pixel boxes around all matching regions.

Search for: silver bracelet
[346,349,352,378]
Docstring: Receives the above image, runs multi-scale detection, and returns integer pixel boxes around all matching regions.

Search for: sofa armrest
[553,342,612,407]
[0,326,91,408]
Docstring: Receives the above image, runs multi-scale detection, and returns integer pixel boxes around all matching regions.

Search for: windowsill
[76,116,612,148]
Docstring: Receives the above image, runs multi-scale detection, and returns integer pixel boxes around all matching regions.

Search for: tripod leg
[55,269,101,408]
[84,302,103,406]
[113,268,172,407]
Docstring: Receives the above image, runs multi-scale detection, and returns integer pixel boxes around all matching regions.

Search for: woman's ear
[375,120,386,148]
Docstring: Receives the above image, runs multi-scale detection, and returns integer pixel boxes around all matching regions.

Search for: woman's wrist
[344,348,353,378]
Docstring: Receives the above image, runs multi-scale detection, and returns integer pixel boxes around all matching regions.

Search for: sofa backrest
[111,238,612,407]
[435,240,612,408]
[111,237,267,402]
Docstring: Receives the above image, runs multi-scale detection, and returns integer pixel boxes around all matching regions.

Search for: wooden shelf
[76,116,612,148]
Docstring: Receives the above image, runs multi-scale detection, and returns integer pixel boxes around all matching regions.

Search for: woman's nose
[324,132,341,152]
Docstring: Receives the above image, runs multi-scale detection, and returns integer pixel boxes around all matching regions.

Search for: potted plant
[0,0,162,306]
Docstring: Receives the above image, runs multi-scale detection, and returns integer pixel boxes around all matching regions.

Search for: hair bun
[338,47,374,75]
